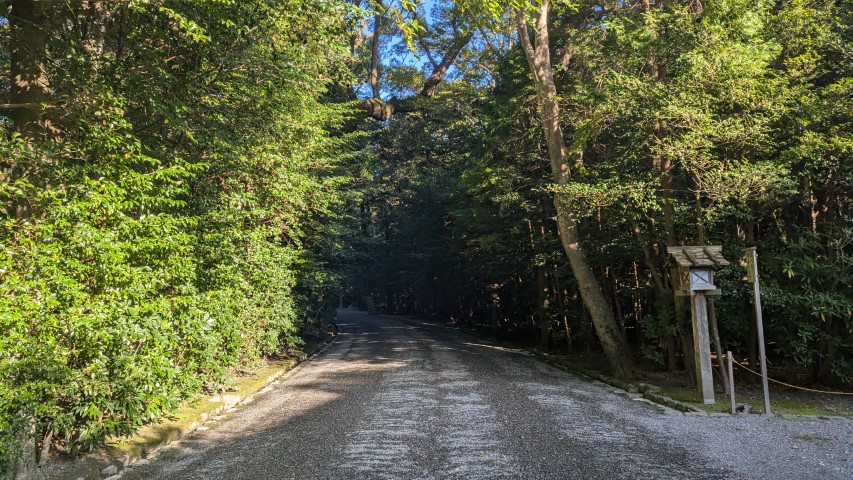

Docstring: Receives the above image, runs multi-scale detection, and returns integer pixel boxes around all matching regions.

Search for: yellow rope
[728,357,853,396]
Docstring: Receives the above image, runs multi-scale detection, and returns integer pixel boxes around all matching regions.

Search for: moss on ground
[660,386,853,417]
[533,350,852,418]
[104,357,300,462]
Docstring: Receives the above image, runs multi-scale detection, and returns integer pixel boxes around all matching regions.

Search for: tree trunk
[368,3,382,99]
[552,274,574,353]
[644,0,687,375]
[10,421,39,480]
[516,1,633,377]
[612,274,626,340]
[652,287,679,371]
[5,0,55,218]
[562,312,573,353]
[537,265,550,350]
[8,0,53,139]
[490,290,500,336]
[680,331,697,386]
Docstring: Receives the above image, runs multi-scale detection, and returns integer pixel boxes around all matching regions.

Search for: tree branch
[361,12,475,120]
[420,28,474,97]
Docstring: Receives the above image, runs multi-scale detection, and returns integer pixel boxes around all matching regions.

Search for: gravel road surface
[121,310,851,479]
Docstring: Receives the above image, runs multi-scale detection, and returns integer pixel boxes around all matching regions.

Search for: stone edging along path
[529,350,706,414]
[48,330,339,480]
[431,320,708,415]
[445,322,730,416]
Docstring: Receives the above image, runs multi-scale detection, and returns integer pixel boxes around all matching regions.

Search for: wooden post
[690,291,715,404]
[744,247,771,414]
[727,350,736,414]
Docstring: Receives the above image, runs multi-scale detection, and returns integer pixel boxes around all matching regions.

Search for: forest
[1,0,850,474]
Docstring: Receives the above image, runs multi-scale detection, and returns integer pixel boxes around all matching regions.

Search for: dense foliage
[1,0,358,468]
[346,0,851,384]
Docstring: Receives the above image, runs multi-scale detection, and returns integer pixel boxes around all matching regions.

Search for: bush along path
[1,2,354,478]
[39,331,338,480]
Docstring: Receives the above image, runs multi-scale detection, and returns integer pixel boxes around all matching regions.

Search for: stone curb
[442,323,700,414]
[50,333,339,480]
[528,350,705,414]
[443,323,705,414]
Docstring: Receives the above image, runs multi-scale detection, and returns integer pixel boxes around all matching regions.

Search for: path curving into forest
[120,310,851,479]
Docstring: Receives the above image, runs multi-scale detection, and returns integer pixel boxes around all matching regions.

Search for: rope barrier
[728,357,853,396]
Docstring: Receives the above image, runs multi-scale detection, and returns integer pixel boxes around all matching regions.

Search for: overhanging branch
[361,27,474,121]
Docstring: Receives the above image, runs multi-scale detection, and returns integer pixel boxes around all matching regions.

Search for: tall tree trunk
[490,288,501,336]
[11,423,37,480]
[643,0,688,375]
[611,272,627,340]
[5,0,54,219]
[655,289,679,371]
[629,218,679,370]
[8,0,53,140]
[553,275,574,352]
[368,2,382,99]
[515,1,633,377]
[680,330,696,386]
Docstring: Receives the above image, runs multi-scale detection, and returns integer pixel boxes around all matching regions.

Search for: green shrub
[0,0,356,466]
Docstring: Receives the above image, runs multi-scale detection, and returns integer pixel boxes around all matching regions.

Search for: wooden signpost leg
[691,292,715,404]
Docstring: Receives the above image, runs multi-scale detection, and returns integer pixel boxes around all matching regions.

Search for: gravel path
[120,310,852,479]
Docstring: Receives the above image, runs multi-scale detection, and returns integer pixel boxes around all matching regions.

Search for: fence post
[727,350,736,414]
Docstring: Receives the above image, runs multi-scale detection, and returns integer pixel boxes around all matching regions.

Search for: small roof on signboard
[666,246,730,267]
